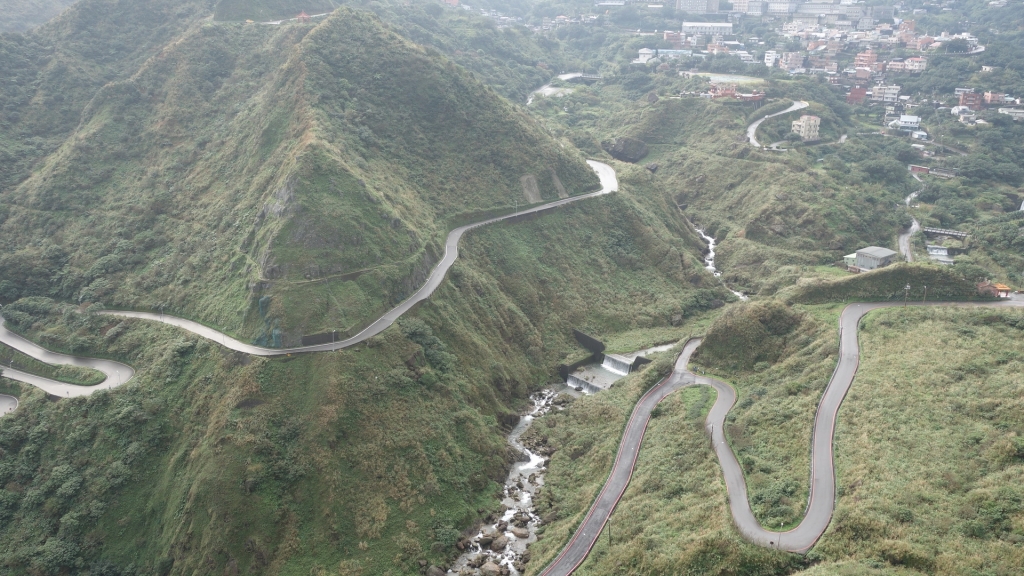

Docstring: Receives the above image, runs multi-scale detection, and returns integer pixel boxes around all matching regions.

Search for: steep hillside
[0,0,217,192]
[607,97,907,296]
[0,163,725,575]
[528,76,915,296]
[0,0,79,32]
[0,7,598,345]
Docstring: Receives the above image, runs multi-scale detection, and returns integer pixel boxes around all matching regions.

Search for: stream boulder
[490,536,509,552]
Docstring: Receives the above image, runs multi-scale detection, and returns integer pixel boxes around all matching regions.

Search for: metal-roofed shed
[855,246,898,270]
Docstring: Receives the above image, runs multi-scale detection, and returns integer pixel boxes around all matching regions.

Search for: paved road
[101,161,618,356]
[539,339,705,576]
[0,316,135,399]
[540,299,1024,573]
[746,101,809,147]
[0,394,17,415]
[0,162,618,397]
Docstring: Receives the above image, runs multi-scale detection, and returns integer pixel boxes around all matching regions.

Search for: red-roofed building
[847,86,868,104]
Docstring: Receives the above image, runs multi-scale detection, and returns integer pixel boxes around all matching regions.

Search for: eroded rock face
[601,137,648,163]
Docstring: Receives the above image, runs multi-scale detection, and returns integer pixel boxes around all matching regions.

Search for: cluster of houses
[627,13,983,82]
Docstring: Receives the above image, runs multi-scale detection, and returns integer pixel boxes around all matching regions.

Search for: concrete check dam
[2,158,1022,571]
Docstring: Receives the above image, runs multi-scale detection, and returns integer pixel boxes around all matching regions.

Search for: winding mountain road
[0,316,134,398]
[3,155,1020,573]
[539,299,1024,574]
[0,161,618,401]
[747,101,809,147]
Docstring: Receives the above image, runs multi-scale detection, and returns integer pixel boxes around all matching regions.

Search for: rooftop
[856,246,898,258]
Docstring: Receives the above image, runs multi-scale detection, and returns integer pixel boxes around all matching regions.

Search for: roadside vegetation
[0,138,725,575]
[530,304,1024,575]
[0,341,105,386]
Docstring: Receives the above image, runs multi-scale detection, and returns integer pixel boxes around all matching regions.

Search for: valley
[3,0,1024,575]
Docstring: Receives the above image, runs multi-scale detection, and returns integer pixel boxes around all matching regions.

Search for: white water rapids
[695,228,748,301]
[447,390,560,575]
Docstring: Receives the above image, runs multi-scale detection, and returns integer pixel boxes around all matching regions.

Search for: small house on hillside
[855,246,897,270]
[977,281,1012,298]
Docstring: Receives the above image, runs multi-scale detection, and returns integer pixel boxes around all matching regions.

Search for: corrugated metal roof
[856,246,897,258]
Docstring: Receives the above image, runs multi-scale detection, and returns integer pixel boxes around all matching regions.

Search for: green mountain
[0,0,79,32]
[0,1,725,574]
[1,5,599,345]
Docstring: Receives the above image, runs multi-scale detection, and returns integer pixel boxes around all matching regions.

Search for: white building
[888,115,920,130]
[792,114,821,140]
[870,84,900,103]
[633,48,656,64]
[904,57,927,72]
[764,50,779,67]
[681,21,733,35]
[766,1,797,15]
[998,108,1024,121]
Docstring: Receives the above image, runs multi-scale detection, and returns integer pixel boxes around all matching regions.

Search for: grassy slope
[530,303,1024,576]
[0,159,727,574]
[0,7,598,346]
[609,97,906,296]
[0,0,79,32]
[0,0,218,192]
[529,77,914,297]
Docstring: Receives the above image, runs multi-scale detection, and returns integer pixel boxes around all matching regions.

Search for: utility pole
[904,283,911,307]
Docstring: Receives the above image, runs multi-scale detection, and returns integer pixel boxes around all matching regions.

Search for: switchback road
[539,299,1024,574]
[0,316,134,398]
[0,162,617,400]
[747,101,809,147]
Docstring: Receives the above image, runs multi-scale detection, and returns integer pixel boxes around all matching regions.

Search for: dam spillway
[566,374,602,395]
[601,354,632,376]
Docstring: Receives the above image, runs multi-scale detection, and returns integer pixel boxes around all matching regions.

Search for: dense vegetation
[5,0,1024,574]
[0,164,726,573]
[1,4,598,346]
[528,304,1024,576]
[0,0,78,32]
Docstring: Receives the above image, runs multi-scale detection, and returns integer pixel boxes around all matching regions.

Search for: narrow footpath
[539,299,1024,574]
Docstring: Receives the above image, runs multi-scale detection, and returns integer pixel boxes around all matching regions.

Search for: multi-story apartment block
[854,49,878,68]
[677,0,720,14]
[764,50,779,67]
[779,51,805,70]
[904,57,927,72]
[871,85,901,103]
[959,91,983,110]
[792,115,821,140]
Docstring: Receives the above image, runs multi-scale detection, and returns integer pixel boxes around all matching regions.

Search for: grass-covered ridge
[1,7,598,345]
[531,303,1024,575]
[0,152,726,574]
